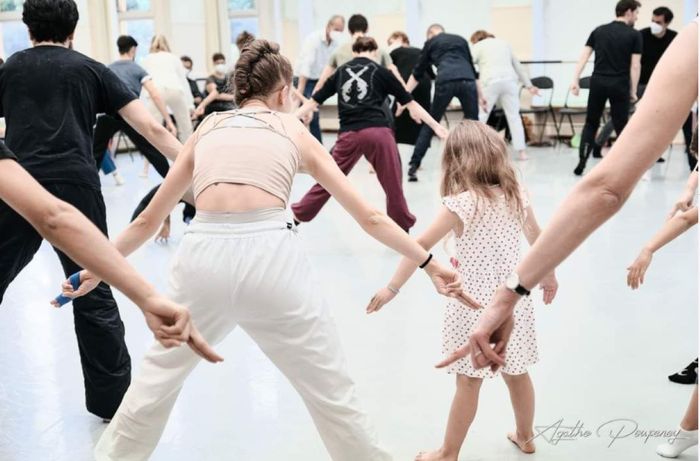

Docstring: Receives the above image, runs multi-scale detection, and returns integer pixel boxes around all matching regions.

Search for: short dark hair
[653,6,674,23]
[388,31,410,46]
[352,36,378,53]
[212,52,225,62]
[117,35,138,54]
[615,0,641,17]
[348,14,368,34]
[22,0,79,43]
[180,55,192,64]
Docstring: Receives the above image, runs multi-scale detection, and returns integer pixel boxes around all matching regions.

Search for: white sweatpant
[479,78,527,151]
[94,210,391,461]
[146,86,193,143]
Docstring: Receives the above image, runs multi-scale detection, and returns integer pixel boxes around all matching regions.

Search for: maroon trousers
[292,126,416,232]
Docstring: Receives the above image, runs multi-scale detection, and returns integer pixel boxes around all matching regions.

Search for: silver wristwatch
[505,272,531,296]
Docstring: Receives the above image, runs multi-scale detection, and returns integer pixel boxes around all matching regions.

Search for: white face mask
[650,22,664,35]
[214,63,227,74]
[329,30,343,42]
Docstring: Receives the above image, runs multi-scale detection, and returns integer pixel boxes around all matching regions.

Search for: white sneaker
[656,428,698,458]
[112,172,125,186]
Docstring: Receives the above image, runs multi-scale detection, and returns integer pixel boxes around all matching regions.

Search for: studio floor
[0,137,697,461]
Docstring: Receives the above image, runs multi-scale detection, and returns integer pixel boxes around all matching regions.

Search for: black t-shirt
[639,27,677,84]
[313,57,413,132]
[204,74,234,112]
[585,21,643,79]
[413,33,477,83]
[0,46,136,189]
[0,141,16,160]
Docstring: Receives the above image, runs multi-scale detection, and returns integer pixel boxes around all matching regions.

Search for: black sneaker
[656,157,666,163]
[669,358,698,385]
[573,158,587,176]
[408,164,418,182]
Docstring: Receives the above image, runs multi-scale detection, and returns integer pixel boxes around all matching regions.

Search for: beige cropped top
[192,110,301,206]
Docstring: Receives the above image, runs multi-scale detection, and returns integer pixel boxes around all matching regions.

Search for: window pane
[116,0,151,13]
[229,16,258,43]
[121,19,154,63]
[0,0,23,13]
[228,0,255,11]
[0,20,30,58]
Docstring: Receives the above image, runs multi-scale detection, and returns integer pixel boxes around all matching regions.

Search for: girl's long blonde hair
[441,120,525,225]
[149,34,171,53]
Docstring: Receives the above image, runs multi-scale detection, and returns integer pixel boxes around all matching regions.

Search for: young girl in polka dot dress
[368,120,558,461]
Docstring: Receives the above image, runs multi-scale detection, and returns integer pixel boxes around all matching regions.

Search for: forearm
[388,257,421,290]
[295,98,319,118]
[313,66,334,93]
[408,100,442,133]
[687,170,699,193]
[630,64,641,95]
[572,48,591,81]
[389,65,409,91]
[644,211,698,253]
[197,92,218,110]
[297,75,308,92]
[405,75,419,93]
[150,89,171,122]
[357,213,431,265]
[216,93,235,102]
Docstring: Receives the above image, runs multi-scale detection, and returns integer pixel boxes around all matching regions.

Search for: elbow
[40,200,75,237]
[581,177,628,215]
[358,208,390,233]
[132,212,161,237]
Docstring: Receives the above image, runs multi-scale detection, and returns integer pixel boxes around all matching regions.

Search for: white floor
[0,138,697,461]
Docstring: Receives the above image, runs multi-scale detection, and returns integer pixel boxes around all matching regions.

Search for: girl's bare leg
[416,375,483,461]
[502,372,536,454]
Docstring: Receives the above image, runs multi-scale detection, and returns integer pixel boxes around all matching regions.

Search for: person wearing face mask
[570,0,643,176]
[294,14,345,143]
[386,31,432,146]
[194,53,235,117]
[180,55,203,106]
[591,6,696,170]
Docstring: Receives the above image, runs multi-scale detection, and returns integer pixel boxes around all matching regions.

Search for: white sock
[656,427,698,458]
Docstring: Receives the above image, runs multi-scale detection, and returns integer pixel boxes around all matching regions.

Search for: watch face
[505,272,519,289]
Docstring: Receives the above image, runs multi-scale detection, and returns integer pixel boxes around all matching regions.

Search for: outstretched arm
[627,207,698,289]
[367,206,470,313]
[0,159,221,362]
[669,168,698,219]
[296,121,470,304]
[455,22,698,371]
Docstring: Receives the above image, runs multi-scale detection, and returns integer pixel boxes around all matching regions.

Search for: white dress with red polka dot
[441,188,538,378]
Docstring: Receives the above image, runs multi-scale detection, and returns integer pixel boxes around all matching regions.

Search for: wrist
[387,285,400,295]
[419,253,434,270]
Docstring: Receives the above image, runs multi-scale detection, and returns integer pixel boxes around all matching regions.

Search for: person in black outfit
[571,0,643,176]
[387,31,432,146]
[194,52,235,117]
[0,0,182,420]
[593,6,696,170]
[402,24,485,182]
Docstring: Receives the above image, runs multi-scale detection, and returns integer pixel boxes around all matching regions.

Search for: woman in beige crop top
[67,40,478,461]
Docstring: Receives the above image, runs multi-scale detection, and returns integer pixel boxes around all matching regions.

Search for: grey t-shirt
[108,59,151,98]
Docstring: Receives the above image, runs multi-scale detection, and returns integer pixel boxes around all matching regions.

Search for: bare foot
[415,448,457,461]
[507,432,536,454]
[517,152,529,161]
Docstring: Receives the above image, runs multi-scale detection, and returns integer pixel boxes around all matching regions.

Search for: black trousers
[580,76,631,159]
[410,79,478,167]
[0,183,131,418]
[93,114,170,178]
